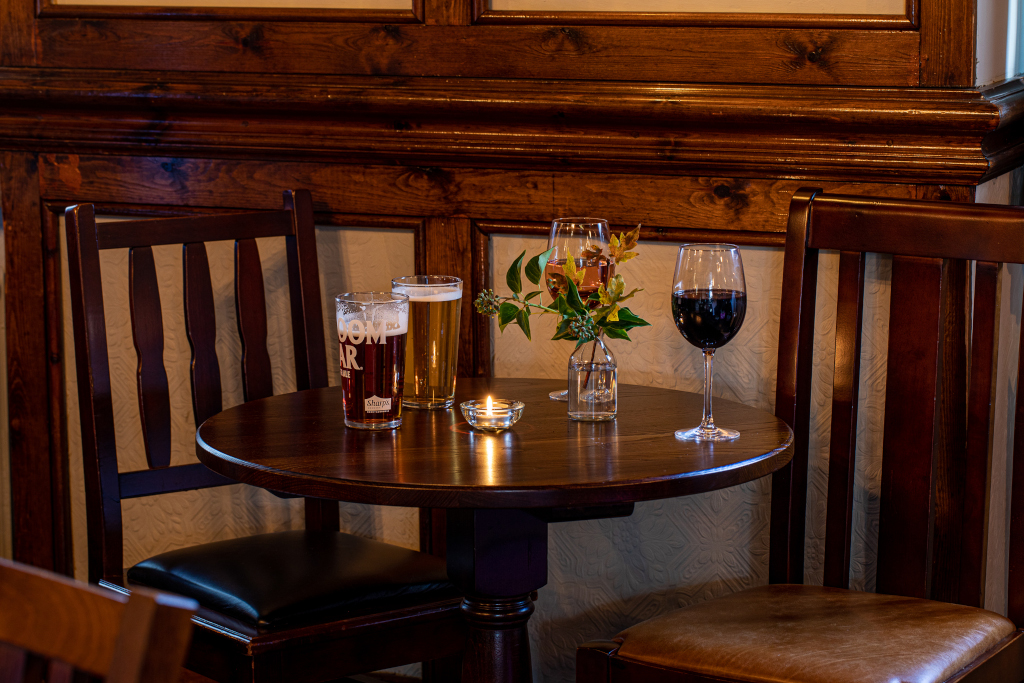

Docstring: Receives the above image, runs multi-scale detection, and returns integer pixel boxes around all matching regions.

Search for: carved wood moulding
[0,70,1021,184]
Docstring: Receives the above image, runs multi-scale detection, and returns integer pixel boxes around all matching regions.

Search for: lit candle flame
[485,395,493,415]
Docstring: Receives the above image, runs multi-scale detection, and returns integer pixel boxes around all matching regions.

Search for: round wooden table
[196,377,793,683]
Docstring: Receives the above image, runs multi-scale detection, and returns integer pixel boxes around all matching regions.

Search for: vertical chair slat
[235,237,274,402]
[64,204,126,583]
[960,261,1000,607]
[128,246,172,469]
[283,190,339,532]
[284,189,329,391]
[183,243,223,426]
[876,255,944,600]
[770,187,821,584]
[822,250,865,589]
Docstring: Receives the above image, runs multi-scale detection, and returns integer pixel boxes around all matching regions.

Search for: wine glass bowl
[672,244,746,441]
[546,218,612,401]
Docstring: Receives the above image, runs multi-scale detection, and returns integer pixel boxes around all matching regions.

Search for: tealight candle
[460,396,525,433]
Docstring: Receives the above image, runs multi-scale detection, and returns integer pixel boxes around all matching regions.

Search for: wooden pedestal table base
[195,378,793,683]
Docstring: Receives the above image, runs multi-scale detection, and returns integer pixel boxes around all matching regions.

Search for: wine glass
[544,218,613,401]
[672,244,747,441]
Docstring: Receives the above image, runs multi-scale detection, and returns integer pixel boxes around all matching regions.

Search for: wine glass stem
[700,348,716,433]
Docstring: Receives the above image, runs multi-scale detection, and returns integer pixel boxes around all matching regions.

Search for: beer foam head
[336,292,409,338]
[391,275,463,302]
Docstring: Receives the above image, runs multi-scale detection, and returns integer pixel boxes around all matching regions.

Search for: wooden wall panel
[36,155,919,235]
[31,22,920,85]
[0,152,70,573]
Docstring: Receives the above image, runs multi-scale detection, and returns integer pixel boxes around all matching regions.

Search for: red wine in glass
[672,289,747,349]
[672,245,746,441]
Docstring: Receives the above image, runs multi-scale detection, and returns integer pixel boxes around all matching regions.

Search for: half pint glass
[336,292,409,430]
[391,275,462,409]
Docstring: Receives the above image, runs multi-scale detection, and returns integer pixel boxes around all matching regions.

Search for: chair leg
[576,640,620,683]
[422,653,462,683]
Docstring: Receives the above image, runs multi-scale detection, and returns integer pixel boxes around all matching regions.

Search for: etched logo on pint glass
[391,275,462,410]
[336,292,409,430]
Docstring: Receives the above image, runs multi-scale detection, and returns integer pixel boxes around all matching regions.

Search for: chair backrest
[769,188,1024,621]
[65,189,337,584]
[0,557,196,683]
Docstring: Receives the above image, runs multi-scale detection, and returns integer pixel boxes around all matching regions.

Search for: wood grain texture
[876,255,943,600]
[42,209,73,576]
[4,77,1018,184]
[182,242,223,426]
[234,238,274,402]
[128,246,172,470]
[0,0,34,66]
[64,203,127,583]
[770,187,820,585]
[960,261,999,608]
[930,256,970,605]
[0,558,196,683]
[196,378,793,509]
[919,0,975,86]
[822,250,864,590]
[2,151,63,572]
[36,155,924,234]
[32,22,919,86]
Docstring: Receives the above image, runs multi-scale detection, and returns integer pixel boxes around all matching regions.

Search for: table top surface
[196,378,793,509]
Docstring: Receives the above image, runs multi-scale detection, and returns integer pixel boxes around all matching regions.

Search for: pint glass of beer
[335,292,409,430]
[390,275,462,409]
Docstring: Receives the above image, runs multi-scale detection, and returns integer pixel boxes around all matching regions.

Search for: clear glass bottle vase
[568,335,617,421]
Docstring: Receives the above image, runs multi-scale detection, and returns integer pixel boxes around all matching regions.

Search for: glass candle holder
[460,397,525,433]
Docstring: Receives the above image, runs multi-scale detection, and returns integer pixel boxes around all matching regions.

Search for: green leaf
[498,302,519,331]
[553,293,574,318]
[602,326,632,341]
[616,306,650,326]
[524,290,542,302]
[515,307,531,340]
[599,305,651,331]
[564,277,587,313]
[551,318,575,341]
[506,251,526,295]
[525,247,555,286]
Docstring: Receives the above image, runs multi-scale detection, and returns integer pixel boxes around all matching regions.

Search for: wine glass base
[675,426,740,442]
[549,389,568,402]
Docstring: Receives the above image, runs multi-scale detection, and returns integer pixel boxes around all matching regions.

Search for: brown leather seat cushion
[127,530,458,630]
[614,585,1016,683]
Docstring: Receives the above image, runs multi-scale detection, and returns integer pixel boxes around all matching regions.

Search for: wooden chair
[576,189,1024,683]
[0,557,196,683]
[64,189,464,683]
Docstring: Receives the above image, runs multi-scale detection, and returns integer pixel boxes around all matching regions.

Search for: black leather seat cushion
[127,530,458,630]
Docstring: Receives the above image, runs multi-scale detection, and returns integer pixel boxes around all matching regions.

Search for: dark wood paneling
[919,0,975,86]
[1,152,67,573]
[41,211,72,575]
[32,22,919,85]
[0,0,34,66]
[2,75,1018,184]
[35,155,920,234]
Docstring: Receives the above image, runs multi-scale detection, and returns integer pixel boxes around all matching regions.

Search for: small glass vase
[568,336,617,421]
